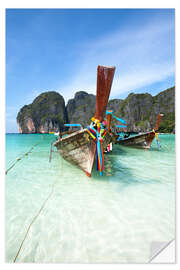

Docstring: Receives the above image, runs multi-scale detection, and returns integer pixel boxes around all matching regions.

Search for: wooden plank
[94,66,115,122]
[54,65,116,176]
[54,128,112,176]
[117,132,155,149]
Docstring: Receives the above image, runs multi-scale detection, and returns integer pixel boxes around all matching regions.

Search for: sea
[5,133,175,263]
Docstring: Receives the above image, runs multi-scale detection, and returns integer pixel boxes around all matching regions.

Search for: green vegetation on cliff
[158,112,175,133]
[66,91,96,127]
[111,87,175,133]
[17,91,66,133]
[17,86,175,133]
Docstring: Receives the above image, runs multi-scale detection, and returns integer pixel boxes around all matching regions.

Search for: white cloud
[6,13,175,133]
[58,16,174,103]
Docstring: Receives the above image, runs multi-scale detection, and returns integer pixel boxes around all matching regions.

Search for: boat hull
[116,132,155,149]
[54,128,112,176]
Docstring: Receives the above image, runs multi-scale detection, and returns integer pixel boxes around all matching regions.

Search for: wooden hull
[115,114,163,150]
[53,66,116,177]
[54,128,112,176]
[116,132,155,149]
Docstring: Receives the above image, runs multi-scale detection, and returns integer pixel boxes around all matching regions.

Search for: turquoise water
[6,134,175,263]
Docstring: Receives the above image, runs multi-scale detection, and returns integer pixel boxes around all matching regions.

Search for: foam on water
[6,134,175,263]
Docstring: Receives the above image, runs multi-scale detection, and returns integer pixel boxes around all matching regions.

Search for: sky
[6,8,175,133]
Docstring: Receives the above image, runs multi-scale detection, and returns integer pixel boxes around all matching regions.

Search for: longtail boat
[54,65,115,176]
[115,114,163,149]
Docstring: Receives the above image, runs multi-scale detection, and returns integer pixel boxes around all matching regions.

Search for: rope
[49,139,59,162]
[88,122,104,176]
[13,150,63,262]
[14,184,55,262]
[152,129,161,149]
[64,124,82,127]
[106,110,126,124]
[6,141,41,175]
[116,125,127,128]
[49,140,56,162]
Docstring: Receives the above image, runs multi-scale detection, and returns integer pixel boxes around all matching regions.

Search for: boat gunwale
[54,128,90,145]
[116,131,154,142]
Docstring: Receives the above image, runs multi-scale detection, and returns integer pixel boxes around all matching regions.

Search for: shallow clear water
[6,134,175,263]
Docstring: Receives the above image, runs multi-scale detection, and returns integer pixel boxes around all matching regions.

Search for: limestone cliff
[17,87,175,133]
[115,87,175,132]
[17,91,66,133]
[66,91,96,127]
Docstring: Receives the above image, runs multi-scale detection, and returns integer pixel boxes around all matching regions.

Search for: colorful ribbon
[64,124,82,127]
[87,122,104,176]
[116,125,127,128]
[106,110,126,124]
[152,129,161,149]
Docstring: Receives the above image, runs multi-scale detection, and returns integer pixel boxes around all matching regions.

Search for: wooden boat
[54,66,115,176]
[115,114,163,149]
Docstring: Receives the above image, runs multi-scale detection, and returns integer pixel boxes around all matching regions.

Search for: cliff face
[17,91,66,133]
[66,91,96,127]
[107,87,175,132]
[17,105,36,133]
[17,87,175,133]
[110,93,155,132]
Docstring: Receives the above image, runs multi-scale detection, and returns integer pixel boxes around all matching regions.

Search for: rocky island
[17,91,67,133]
[17,86,175,133]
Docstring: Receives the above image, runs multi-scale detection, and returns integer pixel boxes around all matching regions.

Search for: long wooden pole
[106,111,113,131]
[94,66,115,122]
[154,114,164,131]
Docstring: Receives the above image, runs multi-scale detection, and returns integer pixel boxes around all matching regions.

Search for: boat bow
[54,65,116,177]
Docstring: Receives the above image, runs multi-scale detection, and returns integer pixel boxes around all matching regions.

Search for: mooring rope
[13,149,63,262]
[49,140,57,163]
[13,180,56,262]
[6,141,41,175]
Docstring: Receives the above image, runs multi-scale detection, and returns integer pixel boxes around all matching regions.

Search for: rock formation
[17,91,66,133]
[17,86,175,133]
[107,87,175,132]
[66,91,96,127]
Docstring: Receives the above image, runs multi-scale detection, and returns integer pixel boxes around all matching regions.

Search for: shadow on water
[91,135,174,191]
[91,147,162,191]
[48,138,166,192]
[108,145,129,156]
[29,134,171,191]
[115,141,173,154]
